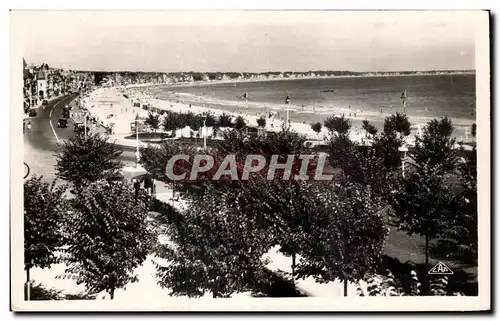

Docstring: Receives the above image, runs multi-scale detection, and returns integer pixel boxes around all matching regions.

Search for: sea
[148,74,477,141]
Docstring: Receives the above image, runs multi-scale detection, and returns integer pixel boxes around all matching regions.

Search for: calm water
[149,74,476,139]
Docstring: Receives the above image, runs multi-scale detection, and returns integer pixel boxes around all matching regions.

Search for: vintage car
[62,107,70,118]
[57,118,68,128]
[28,109,37,117]
[42,100,48,105]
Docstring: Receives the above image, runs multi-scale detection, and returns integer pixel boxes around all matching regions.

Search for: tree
[296,182,388,296]
[391,164,456,294]
[139,140,187,182]
[440,149,477,264]
[371,130,404,172]
[471,123,476,139]
[412,117,460,175]
[144,111,161,133]
[362,120,378,136]
[327,132,361,182]
[203,112,217,128]
[63,181,155,299]
[324,115,351,135]
[54,133,123,189]
[189,114,203,132]
[163,112,180,133]
[310,122,322,138]
[257,116,267,129]
[391,118,461,293]
[384,112,411,137]
[154,186,272,298]
[234,115,247,132]
[24,176,69,300]
[218,113,233,128]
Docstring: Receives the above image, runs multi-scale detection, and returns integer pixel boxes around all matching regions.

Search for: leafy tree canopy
[55,133,123,189]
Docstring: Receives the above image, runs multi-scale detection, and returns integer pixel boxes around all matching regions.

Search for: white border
[8,9,491,312]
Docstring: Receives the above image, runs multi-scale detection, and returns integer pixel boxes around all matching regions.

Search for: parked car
[62,107,70,118]
[28,109,37,117]
[42,100,48,105]
[57,118,68,128]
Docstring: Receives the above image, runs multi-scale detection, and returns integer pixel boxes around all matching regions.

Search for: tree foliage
[324,115,351,135]
[310,122,322,135]
[257,116,267,128]
[440,149,477,263]
[54,133,123,189]
[295,182,388,294]
[144,111,161,132]
[63,181,155,299]
[412,117,460,175]
[371,130,404,172]
[203,112,217,128]
[327,133,361,182]
[24,176,68,272]
[154,186,272,298]
[392,164,456,240]
[362,120,378,136]
[234,116,247,131]
[218,113,233,128]
[383,112,411,137]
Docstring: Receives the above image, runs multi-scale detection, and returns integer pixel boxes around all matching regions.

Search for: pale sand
[84,87,417,147]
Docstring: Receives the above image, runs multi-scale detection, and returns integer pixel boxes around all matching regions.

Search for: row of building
[23,59,95,112]
[102,71,325,87]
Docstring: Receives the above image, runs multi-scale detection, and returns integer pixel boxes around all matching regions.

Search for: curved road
[24,95,137,181]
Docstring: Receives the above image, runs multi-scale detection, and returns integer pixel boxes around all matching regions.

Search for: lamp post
[285,95,291,129]
[135,118,140,167]
[399,145,408,178]
[203,117,207,150]
[84,111,88,136]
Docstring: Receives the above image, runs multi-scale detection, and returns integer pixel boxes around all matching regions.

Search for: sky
[12,11,480,73]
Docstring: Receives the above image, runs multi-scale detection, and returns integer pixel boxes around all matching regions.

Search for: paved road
[24,95,137,181]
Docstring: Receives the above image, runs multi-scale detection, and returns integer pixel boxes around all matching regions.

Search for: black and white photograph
[10,10,490,311]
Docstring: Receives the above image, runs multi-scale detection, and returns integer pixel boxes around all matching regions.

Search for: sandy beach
[83,86,419,147]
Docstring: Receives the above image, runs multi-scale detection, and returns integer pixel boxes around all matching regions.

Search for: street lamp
[135,117,141,168]
[398,145,408,178]
[84,111,89,136]
[203,115,207,150]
